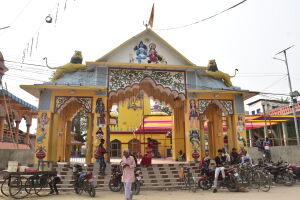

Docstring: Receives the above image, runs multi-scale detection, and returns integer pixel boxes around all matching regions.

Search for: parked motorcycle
[108,165,142,195]
[72,164,96,197]
[197,165,239,192]
[263,146,272,163]
[264,161,295,186]
[288,164,300,181]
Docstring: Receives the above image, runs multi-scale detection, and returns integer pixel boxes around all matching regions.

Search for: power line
[260,75,287,92]
[155,0,248,31]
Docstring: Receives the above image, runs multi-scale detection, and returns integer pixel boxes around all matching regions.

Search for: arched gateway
[21,28,257,163]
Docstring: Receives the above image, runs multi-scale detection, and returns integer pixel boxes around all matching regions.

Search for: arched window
[128,139,140,155]
[110,139,121,157]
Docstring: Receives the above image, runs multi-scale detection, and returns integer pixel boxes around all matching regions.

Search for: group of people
[200,147,253,193]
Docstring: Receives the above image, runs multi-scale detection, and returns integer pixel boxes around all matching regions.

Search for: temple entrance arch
[108,69,186,161]
[48,96,93,163]
[199,99,235,158]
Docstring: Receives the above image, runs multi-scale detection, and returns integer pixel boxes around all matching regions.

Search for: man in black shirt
[230,148,240,164]
[213,149,226,193]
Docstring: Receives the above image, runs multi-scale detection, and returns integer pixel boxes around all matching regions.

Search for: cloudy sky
[1,0,299,130]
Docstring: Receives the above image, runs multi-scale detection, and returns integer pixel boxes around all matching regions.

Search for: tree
[72,109,88,143]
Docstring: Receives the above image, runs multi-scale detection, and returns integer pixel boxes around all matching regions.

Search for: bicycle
[179,166,197,192]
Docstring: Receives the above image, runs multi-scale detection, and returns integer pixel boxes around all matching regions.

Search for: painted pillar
[50,113,59,161]
[15,120,20,143]
[35,111,51,164]
[226,115,234,151]
[232,114,247,150]
[184,99,201,162]
[93,96,108,163]
[26,124,31,144]
[86,113,93,164]
[282,122,288,146]
[199,115,205,159]
[0,118,4,140]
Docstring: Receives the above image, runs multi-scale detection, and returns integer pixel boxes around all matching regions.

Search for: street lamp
[273,45,300,145]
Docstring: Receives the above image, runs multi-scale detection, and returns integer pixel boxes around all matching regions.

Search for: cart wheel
[34,175,52,197]
[1,177,10,197]
[9,177,30,199]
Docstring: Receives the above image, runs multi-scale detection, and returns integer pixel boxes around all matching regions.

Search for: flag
[148,4,154,28]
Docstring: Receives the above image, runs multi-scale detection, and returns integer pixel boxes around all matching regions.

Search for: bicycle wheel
[8,176,22,197]
[1,177,10,197]
[259,173,271,192]
[9,177,30,199]
[34,175,51,197]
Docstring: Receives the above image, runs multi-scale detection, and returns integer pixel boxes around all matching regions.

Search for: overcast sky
[1,0,299,131]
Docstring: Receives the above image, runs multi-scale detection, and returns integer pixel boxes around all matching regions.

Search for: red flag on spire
[148,4,154,28]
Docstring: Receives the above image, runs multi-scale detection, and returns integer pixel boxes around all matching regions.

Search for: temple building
[21,28,258,163]
[0,51,38,149]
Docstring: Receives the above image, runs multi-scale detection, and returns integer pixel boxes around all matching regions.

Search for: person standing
[95,139,107,175]
[121,149,136,200]
[141,138,153,166]
[213,149,227,193]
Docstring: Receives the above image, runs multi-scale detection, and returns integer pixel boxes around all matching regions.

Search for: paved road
[1,184,300,200]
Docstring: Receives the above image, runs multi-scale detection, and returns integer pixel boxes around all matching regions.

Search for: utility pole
[274,45,300,145]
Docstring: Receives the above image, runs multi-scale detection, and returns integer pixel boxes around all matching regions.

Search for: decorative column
[226,115,234,151]
[15,120,21,143]
[199,115,205,159]
[26,124,31,144]
[86,113,93,164]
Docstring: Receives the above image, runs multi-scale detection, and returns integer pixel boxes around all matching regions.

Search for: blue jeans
[99,157,106,171]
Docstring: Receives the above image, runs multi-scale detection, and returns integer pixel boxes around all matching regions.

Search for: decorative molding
[108,69,185,94]
[55,96,92,113]
[198,99,233,115]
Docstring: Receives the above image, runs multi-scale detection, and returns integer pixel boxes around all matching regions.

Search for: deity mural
[95,98,106,127]
[132,41,166,64]
[189,100,199,129]
[38,112,49,131]
[134,41,148,64]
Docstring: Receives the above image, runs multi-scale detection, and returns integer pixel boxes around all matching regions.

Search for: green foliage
[72,109,88,142]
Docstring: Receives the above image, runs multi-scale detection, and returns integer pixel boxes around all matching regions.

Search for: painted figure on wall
[147,43,162,64]
[96,98,106,126]
[189,130,201,150]
[134,41,148,63]
[39,112,49,131]
[189,100,199,128]
[237,115,245,131]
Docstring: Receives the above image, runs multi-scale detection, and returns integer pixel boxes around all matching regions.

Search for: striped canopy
[245,115,300,129]
[137,115,172,132]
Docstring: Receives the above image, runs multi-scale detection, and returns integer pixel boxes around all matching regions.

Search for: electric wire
[155,0,248,31]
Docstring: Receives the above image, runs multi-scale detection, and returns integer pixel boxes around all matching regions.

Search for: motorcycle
[263,146,272,163]
[264,161,296,186]
[72,164,96,197]
[197,164,239,192]
[108,165,142,195]
[288,164,300,181]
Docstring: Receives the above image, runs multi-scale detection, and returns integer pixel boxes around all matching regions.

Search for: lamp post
[273,45,300,145]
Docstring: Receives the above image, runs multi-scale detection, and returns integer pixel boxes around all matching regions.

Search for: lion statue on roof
[44,50,87,82]
[200,60,237,87]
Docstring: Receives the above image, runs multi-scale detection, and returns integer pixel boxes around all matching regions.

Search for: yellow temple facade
[21,28,257,164]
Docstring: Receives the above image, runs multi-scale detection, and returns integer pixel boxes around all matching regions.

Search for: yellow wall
[114,96,151,132]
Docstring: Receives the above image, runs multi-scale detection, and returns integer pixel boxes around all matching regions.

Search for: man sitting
[230,148,240,164]
[213,149,227,193]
